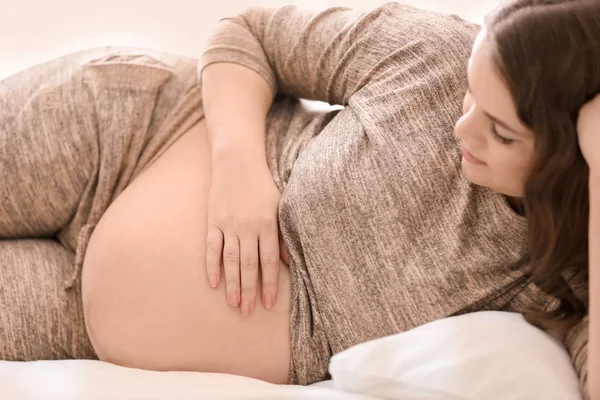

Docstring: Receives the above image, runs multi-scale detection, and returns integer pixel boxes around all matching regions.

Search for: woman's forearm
[589,172,600,400]
[201,63,274,164]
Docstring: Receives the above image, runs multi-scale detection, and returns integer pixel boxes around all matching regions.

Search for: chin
[461,160,500,193]
[461,163,523,197]
[461,158,486,186]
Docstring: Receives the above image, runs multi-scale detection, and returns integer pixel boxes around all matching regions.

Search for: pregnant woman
[0,0,597,398]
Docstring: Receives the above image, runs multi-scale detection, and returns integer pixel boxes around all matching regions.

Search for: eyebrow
[466,85,528,137]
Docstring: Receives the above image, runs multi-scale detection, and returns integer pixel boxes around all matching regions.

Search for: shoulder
[369,2,481,52]
[347,3,481,124]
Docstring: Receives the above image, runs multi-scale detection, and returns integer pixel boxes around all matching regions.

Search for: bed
[1,312,582,399]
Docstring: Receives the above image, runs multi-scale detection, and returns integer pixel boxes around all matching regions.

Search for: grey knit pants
[0,47,204,361]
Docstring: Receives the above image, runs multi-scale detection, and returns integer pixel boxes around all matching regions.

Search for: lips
[460,144,486,165]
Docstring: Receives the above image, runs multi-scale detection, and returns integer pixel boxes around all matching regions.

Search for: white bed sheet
[1,311,584,400]
[0,360,380,400]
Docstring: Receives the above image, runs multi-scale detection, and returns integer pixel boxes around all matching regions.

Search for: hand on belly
[81,120,292,384]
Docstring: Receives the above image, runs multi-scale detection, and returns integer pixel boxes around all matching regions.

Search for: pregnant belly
[81,119,291,384]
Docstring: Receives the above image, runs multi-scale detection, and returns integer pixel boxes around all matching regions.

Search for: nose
[454,98,486,148]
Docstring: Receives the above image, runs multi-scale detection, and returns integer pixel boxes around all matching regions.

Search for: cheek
[494,153,530,174]
[459,145,533,197]
[489,149,534,191]
[503,161,529,186]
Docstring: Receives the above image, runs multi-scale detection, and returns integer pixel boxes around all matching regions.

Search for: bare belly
[81,119,291,384]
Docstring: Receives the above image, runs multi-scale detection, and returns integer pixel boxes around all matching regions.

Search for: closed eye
[492,125,514,145]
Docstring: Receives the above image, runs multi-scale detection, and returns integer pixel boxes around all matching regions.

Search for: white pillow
[329,311,582,400]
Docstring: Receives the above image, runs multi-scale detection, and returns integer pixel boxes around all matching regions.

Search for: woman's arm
[199,3,480,314]
[201,63,272,162]
[201,62,287,315]
[578,94,600,400]
[589,173,600,400]
[199,4,480,106]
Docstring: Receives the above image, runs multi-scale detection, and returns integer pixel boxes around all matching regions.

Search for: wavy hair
[486,0,600,333]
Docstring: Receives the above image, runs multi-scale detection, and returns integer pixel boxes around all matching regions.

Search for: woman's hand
[206,151,289,316]
[578,94,600,171]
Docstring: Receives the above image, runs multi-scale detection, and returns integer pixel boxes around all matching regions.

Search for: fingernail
[264,294,273,310]
[209,274,218,288]
[242,299,251,316]
[228,292,240,308]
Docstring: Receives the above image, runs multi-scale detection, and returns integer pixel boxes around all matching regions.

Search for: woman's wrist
[211,139,267,169]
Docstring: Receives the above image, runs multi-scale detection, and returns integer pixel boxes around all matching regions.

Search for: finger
[239,235,259,316]
[206,225,224,288]
[223,234,241,308]
[259,221,280,310]
[279,228,290,266]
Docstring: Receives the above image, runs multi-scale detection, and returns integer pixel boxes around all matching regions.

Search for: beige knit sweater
[200,2,589,395]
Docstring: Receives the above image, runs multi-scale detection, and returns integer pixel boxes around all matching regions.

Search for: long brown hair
[486,0,600,334]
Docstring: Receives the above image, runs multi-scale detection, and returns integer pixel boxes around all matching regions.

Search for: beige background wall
[0,0,503,80]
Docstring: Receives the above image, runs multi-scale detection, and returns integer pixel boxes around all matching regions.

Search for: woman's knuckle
[241,286,255,295]
[261,282,275,293]
[260,217,277,230]
[240,220,258,233]
[262,255,280,269]
[206,241,220,252]
[205,256,218,268]
[226,279,239,288]
[223,249,238,263]
[222,214,235,224]
[242,256,259,271]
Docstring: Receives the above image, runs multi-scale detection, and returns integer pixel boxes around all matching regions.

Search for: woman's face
[454,29,535,198]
